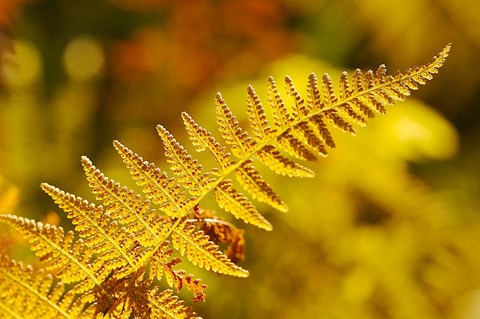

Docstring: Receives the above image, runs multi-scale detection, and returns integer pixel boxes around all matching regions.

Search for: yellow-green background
[1,1,480,318]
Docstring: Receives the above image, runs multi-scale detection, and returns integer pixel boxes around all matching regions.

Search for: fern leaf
[214,179,272,231]
[192,206,246,263]
[0,44,449,319]
[215,92,256,158]
[246,85,275,143]
[40,184,141,278]
[149,288,201,319]
[0,255,93,319]
[267,76,291,131]
[150,242,207,302]
[285,75,308,117]
[307,114,336,148]
[113,140,192,218]
[157,124,216,196]
[0,215,97,288]
[256,145,314,178]
[291,121,328,157]
[81,156,162,247]
[171,217,249,277]
[204,44,448,227]
[306,73,322,113]
[276,132,318,161]
[181,112,234,173]
[235,160,287,212]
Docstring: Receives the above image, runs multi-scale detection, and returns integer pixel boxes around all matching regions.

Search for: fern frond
[156,125,216,196]
[215,93,256,158]
[40,184,142,278]
[150,242,207,303]
[0,255,93,319]
[149,288,201,319]
[246,85,275,143]
[192,206,246,263]
[285,75,308,117]
[214,179,272,231]
[171,217,249,277]
[256,145,314,178]
[81,156,163,247]
[0,215,97,288]
[267,76,291,131]
[186,45,449,231]
[113,140,192,218]
[235,160,287,212]
[181,112,234,174]
[0,45,449,319]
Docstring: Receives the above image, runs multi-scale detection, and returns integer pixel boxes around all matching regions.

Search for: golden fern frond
[149,288,201,319]
[171,217,249,277]
[183,44,449,224]
[0,214,97,289]
[149,46,449,231]
[156,124,217,197]
[246,85,276,143]
[0,255,93,319]
[113,140,192,218]
[235,159,287,212]
[0,45,449,319]
[255,145,314,178]
[81,156,163,247]
[267,75,292,131]
[215,93,256,158]
[40,184,143,278]
[149,242,207,302]
[181,112,234,173]
[214,179,272,230]
[192,206,246,263]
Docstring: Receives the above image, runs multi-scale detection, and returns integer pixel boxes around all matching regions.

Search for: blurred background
[1,1,480,318]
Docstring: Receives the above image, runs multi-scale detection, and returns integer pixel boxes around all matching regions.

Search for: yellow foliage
[1,43,475,319]
[0,3,478,318]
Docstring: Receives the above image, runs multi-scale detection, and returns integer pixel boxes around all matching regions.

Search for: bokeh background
[1,1,480,318]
